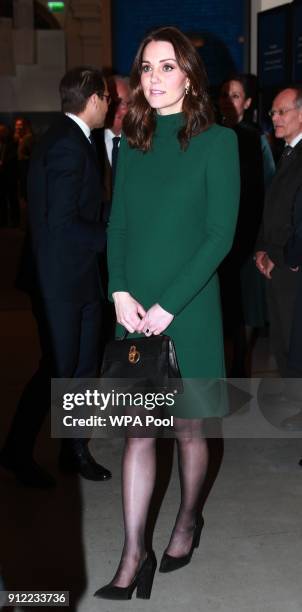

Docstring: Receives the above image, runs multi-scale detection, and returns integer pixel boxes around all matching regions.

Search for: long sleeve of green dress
[158,128,239,315]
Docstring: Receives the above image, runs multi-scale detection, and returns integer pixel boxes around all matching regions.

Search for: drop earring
[185,83,190,95]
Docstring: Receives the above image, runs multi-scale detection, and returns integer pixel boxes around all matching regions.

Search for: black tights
[111,419,208,587]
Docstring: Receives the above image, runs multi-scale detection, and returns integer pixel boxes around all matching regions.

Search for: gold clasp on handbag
[128,345,140,364]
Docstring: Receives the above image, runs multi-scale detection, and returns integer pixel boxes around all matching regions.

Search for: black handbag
[100,331,183,394]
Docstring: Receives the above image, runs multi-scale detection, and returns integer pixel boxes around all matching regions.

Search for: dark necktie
[111,136,121,186]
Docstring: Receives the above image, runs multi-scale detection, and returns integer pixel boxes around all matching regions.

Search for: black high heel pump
[94,551,157,600]
[159,516,204,573]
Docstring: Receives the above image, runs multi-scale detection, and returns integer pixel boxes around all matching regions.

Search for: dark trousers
[4,292,103,458]
[0,171,19,227]
[266,266,302,398]
[43,298,102,378]
[288,272,302,374]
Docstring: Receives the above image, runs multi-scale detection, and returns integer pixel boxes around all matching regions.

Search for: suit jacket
[219,121,265,329]
[91,127,115,297]
[256,139,302,267]
[224,121,265,266]
[93,127,113,225]
[28,114,106,303]
[283,148,302,372]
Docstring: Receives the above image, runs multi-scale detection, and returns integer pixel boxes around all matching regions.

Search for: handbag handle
[119,329,128,340]
[118,329,163,340]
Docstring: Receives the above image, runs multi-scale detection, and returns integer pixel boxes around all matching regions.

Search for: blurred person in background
[93,75,131,343]
[0,124,19,228]
[218,74,275,376]
[94,75,131,222]
[13,117,34,210]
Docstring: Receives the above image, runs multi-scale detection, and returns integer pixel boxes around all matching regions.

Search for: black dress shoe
[59,444,111,481]
[0,450,56,489]
[94,551,157,600]
[159,516,204,573]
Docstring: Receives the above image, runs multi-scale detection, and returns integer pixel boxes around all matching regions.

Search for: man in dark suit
[281,89,302,435]
[93,76,130,342]
[255,87,302,407]
[0,66,111,486]
[283,226,302,437]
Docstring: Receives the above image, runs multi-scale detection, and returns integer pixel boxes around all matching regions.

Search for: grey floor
[1,226,302,612]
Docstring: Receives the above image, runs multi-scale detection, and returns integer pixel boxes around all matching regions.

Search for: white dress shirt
[104,128,121,165]
[65,113,91,141]
[288,132,302,148]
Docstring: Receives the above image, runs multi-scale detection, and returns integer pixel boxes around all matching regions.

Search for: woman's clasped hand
[112,291,174,335]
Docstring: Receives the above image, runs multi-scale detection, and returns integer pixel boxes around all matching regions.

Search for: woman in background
[218,75,275,376]
[95,27,240,600]
[13,117,34,207]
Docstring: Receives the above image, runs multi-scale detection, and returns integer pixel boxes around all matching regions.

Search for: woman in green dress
[95,26,240,600]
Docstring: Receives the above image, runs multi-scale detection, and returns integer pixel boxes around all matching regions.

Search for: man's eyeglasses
[268,106,297,118]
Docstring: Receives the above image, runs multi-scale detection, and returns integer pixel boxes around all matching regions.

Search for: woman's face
[218,80,251,126]
[140,40,189,115]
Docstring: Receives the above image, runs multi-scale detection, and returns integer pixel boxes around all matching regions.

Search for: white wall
[0,30,65,112]
[0,1,65,112]
[261,0,292,9]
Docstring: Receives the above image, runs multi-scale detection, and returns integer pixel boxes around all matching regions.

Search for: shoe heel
[136,554,157,599]
[193,516,204,549]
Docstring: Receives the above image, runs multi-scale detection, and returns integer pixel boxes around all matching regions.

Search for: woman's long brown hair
[123,26,214,152]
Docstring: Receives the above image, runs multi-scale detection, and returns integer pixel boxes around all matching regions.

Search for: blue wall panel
[112,0,245,86]
[258,6,291,88]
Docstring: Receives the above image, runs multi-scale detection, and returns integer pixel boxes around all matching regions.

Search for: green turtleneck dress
[108,113,240,417]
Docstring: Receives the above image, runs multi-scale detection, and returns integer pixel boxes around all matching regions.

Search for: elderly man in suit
[93,76,131,341]
[0,66,111,486]
[281,90,302,434]
[255,87,302,411]
[95,76,130,218]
